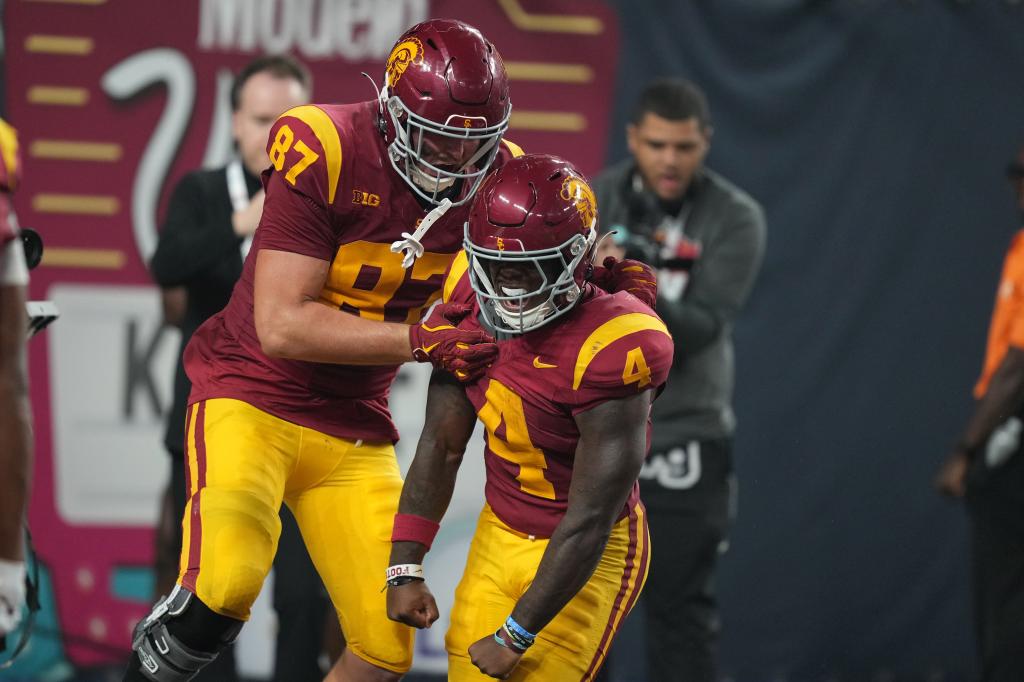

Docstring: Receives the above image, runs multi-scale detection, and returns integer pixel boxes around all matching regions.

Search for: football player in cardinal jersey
[125,19,516,682]
[385,154,674,680]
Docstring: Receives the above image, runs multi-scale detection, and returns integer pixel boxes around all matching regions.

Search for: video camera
[606,223,701,272]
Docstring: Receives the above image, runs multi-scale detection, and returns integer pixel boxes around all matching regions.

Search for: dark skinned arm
[509,389,651,631]
[935,345,1024,497]
[386,369,478,628]
[0,281,30,562]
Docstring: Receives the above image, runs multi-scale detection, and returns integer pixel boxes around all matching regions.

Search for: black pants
[965,441,1024,682]
[168,450,329,682]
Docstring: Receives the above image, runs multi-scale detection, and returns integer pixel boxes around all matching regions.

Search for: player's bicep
[253,248,330,348]
[420,368,477,457]
[569,392,652,513]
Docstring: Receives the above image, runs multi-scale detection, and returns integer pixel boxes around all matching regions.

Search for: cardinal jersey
[184,101,522,441]
[443,252,675,538]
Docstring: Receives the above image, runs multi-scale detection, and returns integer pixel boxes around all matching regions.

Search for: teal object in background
[0,566,155,681]
[109,567,154,605]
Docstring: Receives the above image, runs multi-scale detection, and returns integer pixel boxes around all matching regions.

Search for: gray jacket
[592,159,766,447]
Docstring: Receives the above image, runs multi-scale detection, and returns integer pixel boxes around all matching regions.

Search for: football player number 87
[269,124,320,186]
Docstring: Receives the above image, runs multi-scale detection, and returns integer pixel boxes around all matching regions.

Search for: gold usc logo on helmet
[386,37,424,86]
[559,174,597,230]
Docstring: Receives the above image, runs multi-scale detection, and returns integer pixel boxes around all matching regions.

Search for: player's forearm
[258,299,414,365]
[390,378,474,564]
[960,346,1024,455]
[389,436,463,565]
[511,395,651,634]
[0,286,31,561]
[0,374,31,562]
[510,513,614,634]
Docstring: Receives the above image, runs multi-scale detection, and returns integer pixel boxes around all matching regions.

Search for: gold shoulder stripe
[573,313,671,390]
[443,250,470,303]
[0,119,19,185]
[501,138,525,157]
[280,105,342,204]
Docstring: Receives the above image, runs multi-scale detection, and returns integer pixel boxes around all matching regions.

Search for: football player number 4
[269,124,319,186]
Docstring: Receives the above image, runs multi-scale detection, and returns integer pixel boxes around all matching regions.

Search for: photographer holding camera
[593,79,765,681]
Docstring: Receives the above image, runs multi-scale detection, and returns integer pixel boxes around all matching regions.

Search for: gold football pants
[446,502,650,681]
[178,398,413,673]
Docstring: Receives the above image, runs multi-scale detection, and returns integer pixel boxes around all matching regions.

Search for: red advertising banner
[5,0,619,670]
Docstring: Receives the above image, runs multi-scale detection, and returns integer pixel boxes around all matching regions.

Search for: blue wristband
[493,627,529,654]
[504,615,536,644]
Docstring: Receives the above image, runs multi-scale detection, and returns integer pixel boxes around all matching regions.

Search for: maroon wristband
[391,513,440,550]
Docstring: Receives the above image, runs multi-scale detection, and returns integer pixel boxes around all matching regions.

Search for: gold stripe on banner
[31,140,122,162]
[27,86,89,106]
[25,35,94,55]
[497,0,603,34]
[510,111,587,132]
[23,0,108,4]
[40,248,125,270]
[33,193,120,215]
[506,62,594,83]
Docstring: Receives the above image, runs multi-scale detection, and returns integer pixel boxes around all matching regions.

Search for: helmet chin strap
[390,198,453,269]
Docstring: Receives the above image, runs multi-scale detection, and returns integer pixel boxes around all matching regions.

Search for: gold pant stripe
[582,502,650,680]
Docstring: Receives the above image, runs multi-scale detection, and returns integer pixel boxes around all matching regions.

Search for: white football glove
[0,558,26,637]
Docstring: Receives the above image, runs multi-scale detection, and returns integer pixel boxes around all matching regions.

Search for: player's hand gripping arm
[590,256,659,309]
[386,369,478,628]
[468,391,652,679]
[935,345,1024,497]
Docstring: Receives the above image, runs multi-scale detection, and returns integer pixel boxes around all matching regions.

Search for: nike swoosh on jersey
[533,357,558,369]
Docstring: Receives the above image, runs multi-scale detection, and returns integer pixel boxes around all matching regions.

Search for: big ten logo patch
[353,189,381,207]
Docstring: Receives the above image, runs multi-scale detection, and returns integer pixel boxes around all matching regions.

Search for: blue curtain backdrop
[602,1,1024,679]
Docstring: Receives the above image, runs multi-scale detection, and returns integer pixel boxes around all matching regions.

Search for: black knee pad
[131,586,243,681]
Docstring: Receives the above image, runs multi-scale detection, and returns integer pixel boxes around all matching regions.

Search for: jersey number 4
[478,379,556,500]
[269,124,319,186]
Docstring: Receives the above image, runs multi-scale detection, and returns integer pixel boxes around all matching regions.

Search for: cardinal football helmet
[465,154,597,334]
[379,19,511,206]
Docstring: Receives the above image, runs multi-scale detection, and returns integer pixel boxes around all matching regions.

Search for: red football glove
[591,256,659,309]
[409,302,498,382]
